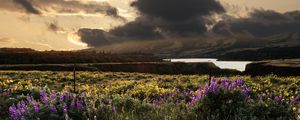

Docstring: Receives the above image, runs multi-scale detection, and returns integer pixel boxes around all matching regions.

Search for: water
[164,58,252,71]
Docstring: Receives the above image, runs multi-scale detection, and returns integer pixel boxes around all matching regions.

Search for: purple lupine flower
[230,80,237,89]
[40,90,47,97]
[189,90,204,106]
[291,94,300,104]
[49,104,57,112]
[32,100,39,114]
[59,93,65,103]
[26,95,32,103]
[9,104,19,120]
[61,93,70,103]
[1,92,9,97]
[165,93,172,98]
[63,103,68,113]
[274,96,282,103]
[49,90,56,100]
[204,84,210,94]
[70,98,76,109]
[76,100,84,109]
[237,78,244,86]
[204,77,218,94]
[221,78,229,89]
[41,96,48,104]
[210,80,218,92]
[52,90,56,94]
[152,99,160,106]
[242,85,250,97]
[189,96,197,106]
[18,101,28,117]
[40,90,48,104]
[211,77,217,83]
[112,106,116,113]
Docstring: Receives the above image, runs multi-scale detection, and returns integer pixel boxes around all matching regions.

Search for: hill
[0,48,162,64]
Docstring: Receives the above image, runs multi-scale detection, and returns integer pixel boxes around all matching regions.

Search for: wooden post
[208,74,211,85]
[73,64,76,93]
[208,67,211,85]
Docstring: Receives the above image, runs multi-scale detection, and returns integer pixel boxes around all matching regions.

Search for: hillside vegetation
[0,48,161,64]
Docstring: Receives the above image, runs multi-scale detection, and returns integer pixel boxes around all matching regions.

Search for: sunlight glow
[67,33,88,47]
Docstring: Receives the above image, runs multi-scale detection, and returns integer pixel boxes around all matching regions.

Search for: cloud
[46,21,73,35]
[0,37,18,48]
[213,10,300,37]
[77,28,115,47]
[110,18,163,40]
[13,0,41,14]
[0,37,12,43]
[77,0,225,47]
[131,0,225,21]
[0,0,121,17]
[48,22,61,32]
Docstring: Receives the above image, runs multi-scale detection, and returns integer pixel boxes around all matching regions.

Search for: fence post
[73,64,76,93]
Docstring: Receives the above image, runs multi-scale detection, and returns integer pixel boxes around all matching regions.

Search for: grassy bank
[0,62,241,75]
[246,59,300,76]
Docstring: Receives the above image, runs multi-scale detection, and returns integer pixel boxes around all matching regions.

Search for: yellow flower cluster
[0,80,14,87]
[128,83,171,99]
[12,80,33,90]
[0,79,37,91]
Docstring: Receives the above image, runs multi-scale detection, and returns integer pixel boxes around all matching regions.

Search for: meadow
[0,71,299,120]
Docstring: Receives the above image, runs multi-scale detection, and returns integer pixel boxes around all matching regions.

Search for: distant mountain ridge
[85,33,300,60]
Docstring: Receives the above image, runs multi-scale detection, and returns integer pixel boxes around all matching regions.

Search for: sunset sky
[0,0,300,51]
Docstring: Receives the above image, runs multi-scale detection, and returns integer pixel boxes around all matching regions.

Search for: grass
[0,71,299,120]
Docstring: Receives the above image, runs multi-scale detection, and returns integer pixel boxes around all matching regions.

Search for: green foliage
[195,91,247,120]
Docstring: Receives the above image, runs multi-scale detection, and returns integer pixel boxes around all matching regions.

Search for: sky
[0,0,300,51]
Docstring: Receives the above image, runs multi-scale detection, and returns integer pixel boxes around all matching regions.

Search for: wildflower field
[0,71,299,120]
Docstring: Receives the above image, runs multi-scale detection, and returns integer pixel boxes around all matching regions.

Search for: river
[164,58,252,71]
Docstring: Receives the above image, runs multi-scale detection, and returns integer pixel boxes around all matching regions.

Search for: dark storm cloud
[0,0,121,17]
[13,0,41,14]
[109,18,208,39]
[213,10,300,37]
[250,10,288,20]
[77,28,115,47]
[131,0,225,21]
[122,0,225,36]
[110,19,163,40]
[78,0,225,47]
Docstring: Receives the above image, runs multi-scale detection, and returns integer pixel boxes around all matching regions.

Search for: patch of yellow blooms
[0,80,14,86]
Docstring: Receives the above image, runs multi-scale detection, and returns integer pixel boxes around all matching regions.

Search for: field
[0,71,300,120]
